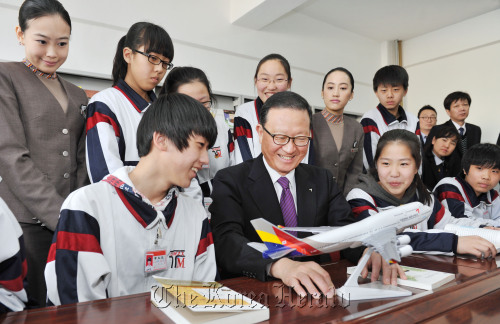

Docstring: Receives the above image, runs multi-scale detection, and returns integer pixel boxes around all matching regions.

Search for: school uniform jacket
[421,149,457,192]
[0,198,28,313]
[45,166,216,305]
[209,154,357,282]
[360,104,418,170]
[346,188,459,253]
[434,176,500,226]
[0,62,88,231]
[85,80,202,202]
[312,113,364,195]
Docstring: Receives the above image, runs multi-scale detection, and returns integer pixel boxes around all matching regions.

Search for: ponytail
[112,35,127,85]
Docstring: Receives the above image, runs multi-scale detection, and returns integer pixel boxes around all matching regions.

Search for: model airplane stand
[336,247,412,301]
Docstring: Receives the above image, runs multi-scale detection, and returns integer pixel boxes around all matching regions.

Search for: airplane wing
[361,227,401,263]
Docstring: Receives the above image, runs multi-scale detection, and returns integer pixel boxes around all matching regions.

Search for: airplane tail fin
[249,218,304,259]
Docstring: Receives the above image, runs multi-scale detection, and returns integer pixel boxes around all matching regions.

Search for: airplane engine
[398,245,413,258]
[397,235,411,246]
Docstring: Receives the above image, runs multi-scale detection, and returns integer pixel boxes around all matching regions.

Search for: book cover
[151,277,269,324]
[346,265,455,290]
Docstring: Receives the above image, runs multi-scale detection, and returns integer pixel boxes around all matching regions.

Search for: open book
[444,224,500,249]
[347,266,455,291]
[151,276,269,324]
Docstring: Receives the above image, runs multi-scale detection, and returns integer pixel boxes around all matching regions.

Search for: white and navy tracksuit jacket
[0,198,28,312]
[85,79,202,203]
[434,176,500,226]
[45,167,216,306]
[360,104,418,170]
[346,188,459,253]
[198,108,234,195]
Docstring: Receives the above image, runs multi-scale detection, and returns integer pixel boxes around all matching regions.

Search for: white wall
[0,0,382,115]
[403,9,500,143]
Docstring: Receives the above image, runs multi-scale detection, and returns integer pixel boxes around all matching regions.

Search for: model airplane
[249,201,433,300]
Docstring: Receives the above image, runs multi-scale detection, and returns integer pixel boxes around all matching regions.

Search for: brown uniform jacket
[312,113,364,196]
[0,62,88,230]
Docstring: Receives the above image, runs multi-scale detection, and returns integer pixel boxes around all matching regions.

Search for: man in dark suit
[210,91,401,299]
[428,91,481,176]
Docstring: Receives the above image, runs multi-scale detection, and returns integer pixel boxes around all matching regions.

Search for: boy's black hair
[260,91,312,130]
[461,143,500,175]
[443,91,471,110]
[112,22,174,85]
[371,129,432,206]
[19,0,71,32]
[136,93,217,157]
[372,65,409,92]
[417,105,437,118]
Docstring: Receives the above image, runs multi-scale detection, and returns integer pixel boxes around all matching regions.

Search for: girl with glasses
[160,67,234,197]
[85,22,174,184]
[0,0,88,307]
[312,67,364,196]
[232,53,294,164]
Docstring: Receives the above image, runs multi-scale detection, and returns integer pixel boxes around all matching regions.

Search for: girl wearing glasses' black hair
[85,22,175,184]
[159,66,234,197]
[0,0,88,308]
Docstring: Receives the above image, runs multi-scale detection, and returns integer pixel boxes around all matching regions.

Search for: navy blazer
[210,154,358,281]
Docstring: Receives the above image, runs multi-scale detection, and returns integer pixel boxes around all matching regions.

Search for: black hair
[370,129,432,205]
[260,91,312,130]
[461,143,500,175]
[322,67,354,91]
[423,125,459,157]
[159,66,215,105]
[136,93,217,157]
[417,105,437,118]
[372,65,409,92]
[112,22,174,86]
[254,53,292,82]
[19,0,71,32]
[443,91,471,110]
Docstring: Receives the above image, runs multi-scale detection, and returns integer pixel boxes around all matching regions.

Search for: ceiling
[231,0,500,41]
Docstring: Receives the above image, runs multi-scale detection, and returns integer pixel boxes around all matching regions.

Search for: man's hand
[270,258,335,299]
[457,236,497,258]
[360,250,407,285]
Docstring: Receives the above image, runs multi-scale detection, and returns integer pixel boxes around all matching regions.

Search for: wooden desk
[1,255,499,324]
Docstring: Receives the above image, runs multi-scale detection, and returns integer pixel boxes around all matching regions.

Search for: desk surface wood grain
[1,255,499,324]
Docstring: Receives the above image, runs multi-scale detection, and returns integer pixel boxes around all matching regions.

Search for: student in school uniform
[233,54,299,164]
[416,105,437,146]
[347,129,496,257]
[421,125,460,191]
[434,143,500,226]
[45,94,218,305]
[85,21,173,183]
[428,91,481,164]
[159,67,234,197]
[360,65,418,170]
[0,0,88,306]
[312,67,364,196]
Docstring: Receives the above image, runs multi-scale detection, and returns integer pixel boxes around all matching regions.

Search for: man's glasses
[133,49,173,70]
[419,116,437,121]
[262,125,311,147]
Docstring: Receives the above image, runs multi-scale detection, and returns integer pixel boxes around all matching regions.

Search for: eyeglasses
[419,116,437,121]
[133,49,173,70]
[201,100,213,109]
[256,77,288,86]
[262,125,311,147]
